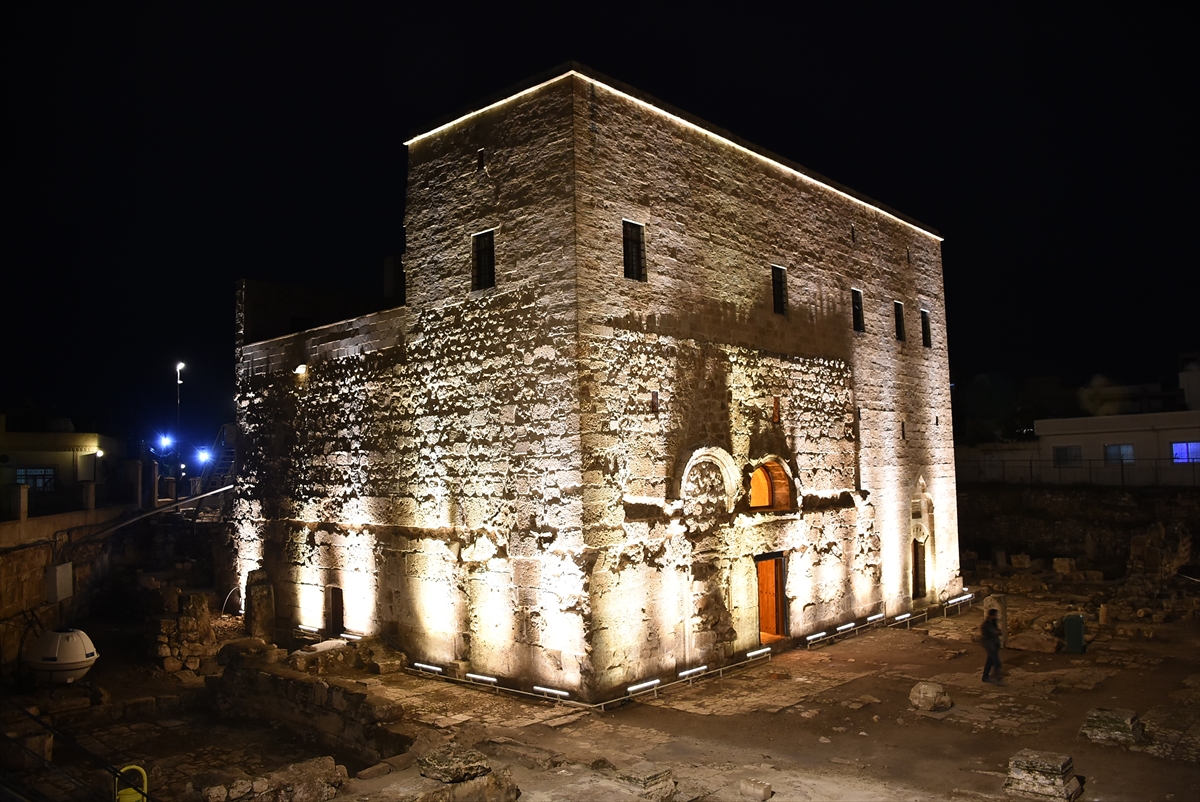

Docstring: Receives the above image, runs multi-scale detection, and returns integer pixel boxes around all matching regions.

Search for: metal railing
[956,457,1199,487]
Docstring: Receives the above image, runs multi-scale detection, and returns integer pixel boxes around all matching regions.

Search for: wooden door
[757,558,784,636]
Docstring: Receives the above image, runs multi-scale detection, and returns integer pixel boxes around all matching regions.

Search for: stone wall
[210,641,411,764]
[232,69,961,703]
[232,77,586,691]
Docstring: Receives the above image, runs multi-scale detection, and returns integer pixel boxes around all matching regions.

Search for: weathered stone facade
[231,66,960,702]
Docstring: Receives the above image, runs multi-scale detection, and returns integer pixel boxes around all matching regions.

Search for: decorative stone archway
[674,446,741,514]
[910,477,935,603]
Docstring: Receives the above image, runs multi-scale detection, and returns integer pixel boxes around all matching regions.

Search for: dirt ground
[6,595,1200,801]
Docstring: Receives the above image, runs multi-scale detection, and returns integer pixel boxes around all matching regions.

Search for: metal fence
[956,457,1199,487]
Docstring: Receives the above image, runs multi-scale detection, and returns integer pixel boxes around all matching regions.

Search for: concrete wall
[233,69,961,702]
[1035,410,1200,462]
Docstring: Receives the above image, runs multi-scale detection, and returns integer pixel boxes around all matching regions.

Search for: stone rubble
[908,681,953,712]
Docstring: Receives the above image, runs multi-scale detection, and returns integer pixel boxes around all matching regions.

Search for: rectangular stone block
[740,778,774,800]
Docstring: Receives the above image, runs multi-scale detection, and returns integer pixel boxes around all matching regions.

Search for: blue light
[160,436,172,449]
[198,450,211,464]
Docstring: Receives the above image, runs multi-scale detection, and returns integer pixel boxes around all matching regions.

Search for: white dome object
[24,628,99,683]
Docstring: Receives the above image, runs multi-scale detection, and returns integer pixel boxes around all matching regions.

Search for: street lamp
[176,362,185,485]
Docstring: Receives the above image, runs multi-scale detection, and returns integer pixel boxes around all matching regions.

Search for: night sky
[4,6,1195,456]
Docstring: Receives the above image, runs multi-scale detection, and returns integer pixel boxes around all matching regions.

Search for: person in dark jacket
[981,607,1004,684]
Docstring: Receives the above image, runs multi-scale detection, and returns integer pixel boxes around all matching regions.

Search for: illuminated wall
[232,67,959,704]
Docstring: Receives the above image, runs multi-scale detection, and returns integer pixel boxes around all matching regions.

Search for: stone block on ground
[1004,749,1082,800]
[1010,554,1032,569]
[1079,707,1143,746]
[1007,631,1062,653]
[368,658,407,674]
[1053,558,1076,575]
[740,777,774,800]
[909,681,952,712]
[417,744,492,783]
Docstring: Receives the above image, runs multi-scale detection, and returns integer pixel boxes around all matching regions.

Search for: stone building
[231,65,961,702]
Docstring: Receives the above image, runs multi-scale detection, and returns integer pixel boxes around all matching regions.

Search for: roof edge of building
[404,61,941,240]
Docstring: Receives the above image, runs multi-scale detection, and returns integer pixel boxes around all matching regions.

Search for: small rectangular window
[1172,442,1200,463]
[1053,446,1082,467]
[1104,443,1134,464]
[623,220,646,282]
[894,301,906,341]
[472,230,495,290]
[851,289,865,332]
[771,265,787,315]
[920,309,932,348]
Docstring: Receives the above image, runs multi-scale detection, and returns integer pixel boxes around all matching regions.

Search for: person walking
[981,607,1004,684]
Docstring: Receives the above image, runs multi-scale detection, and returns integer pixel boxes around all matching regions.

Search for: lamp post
[176,362,185,484]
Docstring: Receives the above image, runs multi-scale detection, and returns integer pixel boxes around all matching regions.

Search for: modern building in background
[0,413,123,518]
[230,65,960,701]
[958,358,1200,486]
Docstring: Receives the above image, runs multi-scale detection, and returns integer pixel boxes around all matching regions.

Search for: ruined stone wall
[233,77,586,691]
[958,484,1199,575]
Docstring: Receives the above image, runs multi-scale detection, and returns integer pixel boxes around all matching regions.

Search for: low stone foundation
[208,639,414,764]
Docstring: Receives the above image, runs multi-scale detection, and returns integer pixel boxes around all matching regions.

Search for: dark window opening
[894,301,906,341]
[771,265,787,315]
[920,309,932,348]
[1104,444,1134,464]
[1053,446,1083,467]
[851,289,865,332]
[911,539,926,599]
[623,220,646,282]
[326,586,344,638]
[472,230,495,290]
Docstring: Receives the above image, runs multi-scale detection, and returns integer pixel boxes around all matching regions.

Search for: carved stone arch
[673,446,741,513]
[910,475,935,601]
[747,455,795,511]
[910,476,935,542]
